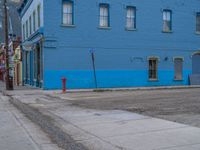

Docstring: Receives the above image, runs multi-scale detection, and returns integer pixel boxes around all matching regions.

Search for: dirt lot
[67,88,200,128]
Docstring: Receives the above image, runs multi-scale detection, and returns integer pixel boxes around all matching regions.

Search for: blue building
[19,0,200,89]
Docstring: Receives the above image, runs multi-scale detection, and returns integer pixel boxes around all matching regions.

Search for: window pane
[127,7,134,18]
[163,21,171,31]
[126,18,133,28]
[63,2,72,13]
[163,11,171,21]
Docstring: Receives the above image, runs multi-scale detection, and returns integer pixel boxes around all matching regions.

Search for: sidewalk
[4,87,200,150]
[0,93,62,150]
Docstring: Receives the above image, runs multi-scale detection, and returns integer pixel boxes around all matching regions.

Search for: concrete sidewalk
[0,93,63,150]
[4,88,200,150]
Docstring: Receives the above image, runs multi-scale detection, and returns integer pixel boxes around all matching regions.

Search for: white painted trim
[147,56,160,62]
[173,56,184,62]
[192,50,200,56]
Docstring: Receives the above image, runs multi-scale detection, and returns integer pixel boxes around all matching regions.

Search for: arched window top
[173,57,184,62]
[147,56,160,61]
[192,51,200,56]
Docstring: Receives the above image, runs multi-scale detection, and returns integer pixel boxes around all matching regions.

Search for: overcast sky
[0,0,22,43]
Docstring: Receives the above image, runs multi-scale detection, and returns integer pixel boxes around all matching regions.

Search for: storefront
[22,36,43,88]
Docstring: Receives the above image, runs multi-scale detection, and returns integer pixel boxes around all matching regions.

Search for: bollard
[61,77,67,93]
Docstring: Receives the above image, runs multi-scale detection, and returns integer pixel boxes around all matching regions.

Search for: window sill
[125,28,137,31]
[98,26,112,30]
[195,32,200,35]
[162,30,173,33]
[148,79,159,82]
[174,79,183,81]
[61,24,76,28]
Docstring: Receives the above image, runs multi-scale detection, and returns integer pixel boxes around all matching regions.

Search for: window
[34,49,37,80]
[174,58,183,80]
[25,51,29,80]
[62,0,73,25]
[163,10,172,32]
[26,20,28,38]
[33,10,36,32]
[23,24,25,41]
[24,52,27,80]
[99,4,109,27]
[29,16,32,35]
[37,4,41,28]
[149,58,158,80]
[196,12,200,33]
[126,6,136,29]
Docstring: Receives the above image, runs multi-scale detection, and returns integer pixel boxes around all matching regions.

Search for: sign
[0,64,5,69]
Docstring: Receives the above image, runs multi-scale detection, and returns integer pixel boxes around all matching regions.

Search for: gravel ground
[68,88,200,128]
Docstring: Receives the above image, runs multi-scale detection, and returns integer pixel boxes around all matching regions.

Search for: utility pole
[3,0,13,90]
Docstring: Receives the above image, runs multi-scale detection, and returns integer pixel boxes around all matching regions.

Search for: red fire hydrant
[61,77,67,93]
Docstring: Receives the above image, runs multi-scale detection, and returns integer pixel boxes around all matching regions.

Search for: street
[1,83,200,150]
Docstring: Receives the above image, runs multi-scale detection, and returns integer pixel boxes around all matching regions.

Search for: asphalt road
[67,88,200,128]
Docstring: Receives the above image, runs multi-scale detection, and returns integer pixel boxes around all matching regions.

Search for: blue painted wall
[39,0,200,89]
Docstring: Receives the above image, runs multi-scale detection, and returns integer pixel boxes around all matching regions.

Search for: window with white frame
[149,58,158,80]
[196,12,200,33]
[99,4,109,27]
[163,10,172,32]
[126,6,136,29]
[62,0,73,25]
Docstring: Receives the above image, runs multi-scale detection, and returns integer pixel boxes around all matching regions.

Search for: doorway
[190,52,200,85]
[192,53,200,74]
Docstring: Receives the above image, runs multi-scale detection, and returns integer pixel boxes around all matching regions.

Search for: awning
[22,35,43,51]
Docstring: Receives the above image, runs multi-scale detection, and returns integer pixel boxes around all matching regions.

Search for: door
[192,53,200,74]
[191,53,200,85]
[174,58,183,80]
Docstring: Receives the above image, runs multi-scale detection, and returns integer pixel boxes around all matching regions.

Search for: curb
[7,96,88,150]
[52,85,200,93]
